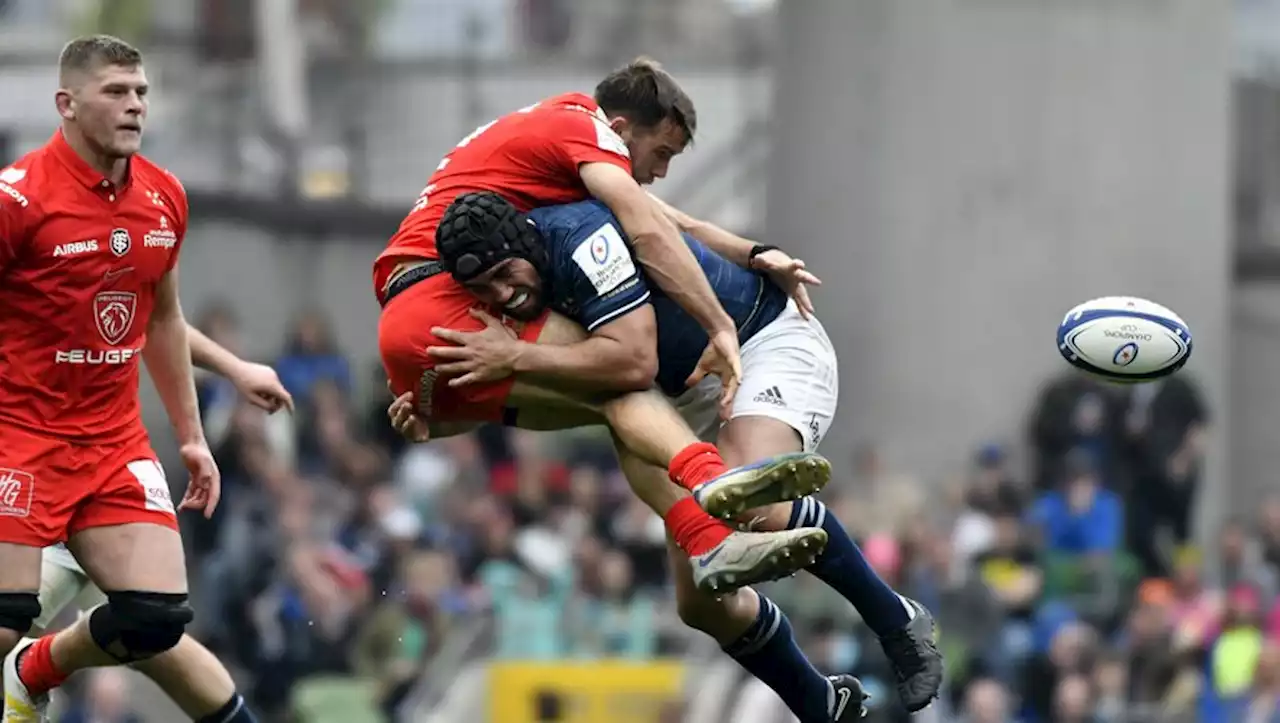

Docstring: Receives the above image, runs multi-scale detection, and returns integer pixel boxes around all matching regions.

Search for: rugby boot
[690,528,828,594]
[693,452,831,520]
[2,639,48,723]
[828,674,870,721]
[878,598,944,712]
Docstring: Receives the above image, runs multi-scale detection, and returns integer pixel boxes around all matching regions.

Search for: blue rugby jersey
[526,200,787,396]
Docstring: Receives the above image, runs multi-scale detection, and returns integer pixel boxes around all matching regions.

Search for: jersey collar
[49,129,133,193]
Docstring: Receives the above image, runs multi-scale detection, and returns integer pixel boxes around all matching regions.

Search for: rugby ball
[1057,296,1192,382]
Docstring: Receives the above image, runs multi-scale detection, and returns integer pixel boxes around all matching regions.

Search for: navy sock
[790,498,912,637]
[724,595,834,723]
[198,693,258,723]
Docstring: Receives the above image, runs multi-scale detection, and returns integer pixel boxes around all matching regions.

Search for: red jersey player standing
[376,60,837,595]
[0,36,256,723]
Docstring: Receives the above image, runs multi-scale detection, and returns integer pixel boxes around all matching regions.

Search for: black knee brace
[89,591,193,663]
[0,592,40,635]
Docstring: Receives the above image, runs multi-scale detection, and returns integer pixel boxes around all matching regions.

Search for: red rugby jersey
[0,130,187,442]
[373,92,633,298]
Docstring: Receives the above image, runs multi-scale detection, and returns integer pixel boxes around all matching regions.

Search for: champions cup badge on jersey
[0,468,34,518]
[590,235,610,265]
[144,215,177,250]
[94,290,138,345]
[109,227,132,257]
[572,224,634,295]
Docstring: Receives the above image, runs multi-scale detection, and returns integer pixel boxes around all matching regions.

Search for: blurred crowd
[54,299,1280,723]
[759,369,1224,723]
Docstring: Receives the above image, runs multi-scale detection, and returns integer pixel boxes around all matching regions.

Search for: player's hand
[387,389,430,443]
[687,329,743,419]
[428,308,522,387]
[751,249,821,319]
[228,361,295,414]
[177,442,221,518]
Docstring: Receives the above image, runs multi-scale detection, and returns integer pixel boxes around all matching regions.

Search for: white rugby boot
[3,638,48,722]
[693,452,832,521]
[689,528,829,594]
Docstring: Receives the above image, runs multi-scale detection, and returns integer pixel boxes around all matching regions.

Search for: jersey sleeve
[564,219,651,331]
[0,182,30,273]
[543,108,633,175]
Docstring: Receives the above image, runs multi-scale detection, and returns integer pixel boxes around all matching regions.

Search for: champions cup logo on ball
[1057,296,1193,383]
[1112,341,1139,368]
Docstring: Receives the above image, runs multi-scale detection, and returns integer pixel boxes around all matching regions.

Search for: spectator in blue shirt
[276,308,352,403]
[1030,449,1122,556]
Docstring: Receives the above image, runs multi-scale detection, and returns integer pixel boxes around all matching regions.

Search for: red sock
[668,442,729,491]
[18,635,67,697]
[665,497,734,556]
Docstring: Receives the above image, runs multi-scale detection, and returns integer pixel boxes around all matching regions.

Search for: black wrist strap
[748,244,779,267]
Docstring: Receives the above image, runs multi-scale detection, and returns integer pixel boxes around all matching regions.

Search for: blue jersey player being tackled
[415,192,945,719]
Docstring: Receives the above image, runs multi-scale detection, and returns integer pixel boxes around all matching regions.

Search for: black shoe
[827,674,868,720]
[878,598,944,712]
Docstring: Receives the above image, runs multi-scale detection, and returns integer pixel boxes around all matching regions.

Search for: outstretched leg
[615,438,858,723]
[717,415,944,712]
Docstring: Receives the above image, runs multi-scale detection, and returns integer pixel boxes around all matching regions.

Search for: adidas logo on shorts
[752,386,787,407]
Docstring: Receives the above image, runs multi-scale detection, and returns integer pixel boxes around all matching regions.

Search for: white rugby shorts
[34,544,104,630]
[674,300,838,452]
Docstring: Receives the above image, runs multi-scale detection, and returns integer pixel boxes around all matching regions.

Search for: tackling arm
[648,192,756,268]
[580,162,736,336]
[143,265,204,445]
[511,307,659,391]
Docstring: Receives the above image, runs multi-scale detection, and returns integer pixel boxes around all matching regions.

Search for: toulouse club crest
[109,228,131,257]
[94,290,137,345]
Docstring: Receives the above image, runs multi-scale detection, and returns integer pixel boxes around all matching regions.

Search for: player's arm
[580,162,735,337]
[187,325,240,374]
[187,325,294,413]
[144,267,204,445]
[511,306,658,391]
[508,228,657,389]
[648,192,754,267]
[0,180,30,277]
[436,302,658,392]
[433,225,659,391]
[650,191,822,318]
[507,222,658,390]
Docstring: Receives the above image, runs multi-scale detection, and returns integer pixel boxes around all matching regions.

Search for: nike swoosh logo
[103,267,133,282]
[697,545,725,568]
[834,687,852,719]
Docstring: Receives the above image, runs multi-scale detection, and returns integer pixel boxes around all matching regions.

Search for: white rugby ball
[1057,296,1192,382]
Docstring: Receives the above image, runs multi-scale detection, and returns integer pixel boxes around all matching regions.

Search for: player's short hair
[59,35,143,83]
[594,57,697,142]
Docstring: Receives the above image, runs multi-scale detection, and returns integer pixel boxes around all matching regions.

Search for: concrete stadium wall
[768,0,1233,522]
[0,66,770,207]
[1232,288,1280,514]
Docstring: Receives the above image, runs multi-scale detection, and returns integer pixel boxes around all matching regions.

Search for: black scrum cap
[436,192,547,281]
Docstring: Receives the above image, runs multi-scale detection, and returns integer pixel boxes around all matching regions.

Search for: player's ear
[608,114,632,140]
[55,89,75,121]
